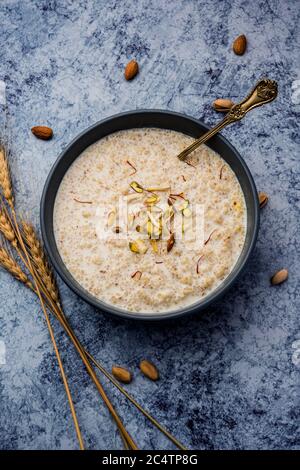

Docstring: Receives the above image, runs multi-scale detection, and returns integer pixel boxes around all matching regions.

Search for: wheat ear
[21,221,60,306]
[0,146,13,208]
[0,244,33,289]
[0,207,17,245]
[0,147,84,449]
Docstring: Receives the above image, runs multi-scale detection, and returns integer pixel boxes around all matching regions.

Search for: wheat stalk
[0,146,13,208]
[0,144,185,450]
[0,148,85,450]
[14,218,137,449]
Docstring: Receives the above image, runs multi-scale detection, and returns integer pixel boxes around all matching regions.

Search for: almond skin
[258,191,269,209]
[124,60,139,80]
[167,233,175,253]
[270,269,288,286]
[140,360,159,381]
[112,366,132,383]
[31,126,53,140]
[213,98,234,112]
[233,34,247,55]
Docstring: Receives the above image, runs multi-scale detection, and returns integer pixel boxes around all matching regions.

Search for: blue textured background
[0,0,299,450]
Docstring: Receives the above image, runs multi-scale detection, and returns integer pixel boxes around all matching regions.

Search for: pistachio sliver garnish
[130,181,143,193]
[147,220,153,237]
[127,213,135,228]
[129,239,148,254]
[144,194,160,205]
[150,239,159,253]
[146,186,170,192]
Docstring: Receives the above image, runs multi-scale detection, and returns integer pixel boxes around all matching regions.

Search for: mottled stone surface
[0,0,299,450]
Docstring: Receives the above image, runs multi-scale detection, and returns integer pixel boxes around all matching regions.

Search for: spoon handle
[177,78,278,161]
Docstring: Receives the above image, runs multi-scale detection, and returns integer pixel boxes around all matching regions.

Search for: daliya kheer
[54,128,246,313]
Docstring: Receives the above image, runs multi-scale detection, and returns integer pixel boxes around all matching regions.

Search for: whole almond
[112,366,132,383]
[233,34,247,55]
[124,60,139,81]
[213,98,234,112]
[140,360,159,381]
[31,126,53,140]
[258,191,269,209]
[270,269,288,286]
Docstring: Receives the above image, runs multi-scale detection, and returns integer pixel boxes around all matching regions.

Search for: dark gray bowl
[40,110,259,321]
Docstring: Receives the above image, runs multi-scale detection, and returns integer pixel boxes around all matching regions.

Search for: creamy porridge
[54,128,246,313]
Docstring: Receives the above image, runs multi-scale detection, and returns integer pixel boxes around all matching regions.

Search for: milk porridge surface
[54,128,246,313]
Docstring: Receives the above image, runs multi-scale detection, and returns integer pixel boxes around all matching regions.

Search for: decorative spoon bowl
[177,78,278,161]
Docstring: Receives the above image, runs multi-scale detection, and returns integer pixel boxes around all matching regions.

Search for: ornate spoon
[177,78,278,161]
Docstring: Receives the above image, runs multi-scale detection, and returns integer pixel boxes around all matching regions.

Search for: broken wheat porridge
[54,128,246,313]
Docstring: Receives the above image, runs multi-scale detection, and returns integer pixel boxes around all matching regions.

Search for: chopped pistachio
[130,181,143,193]
[178,199,189,211]
[127,213,135,228]
[146,186,170,192]
[129,239,148,254]
[147,220,153,237]
[144,194,160,205]
[150,239,159,253]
